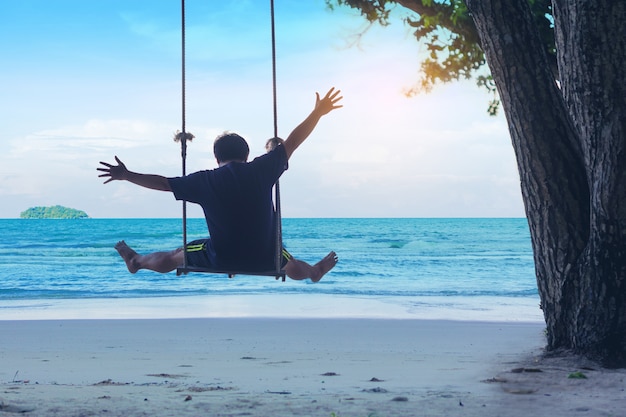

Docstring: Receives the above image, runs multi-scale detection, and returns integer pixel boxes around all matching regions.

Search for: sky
[0,0,525,219]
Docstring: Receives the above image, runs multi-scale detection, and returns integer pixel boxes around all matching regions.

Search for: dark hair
[213,132,250,162]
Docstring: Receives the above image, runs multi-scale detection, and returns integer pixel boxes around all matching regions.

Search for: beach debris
[490,369,541,394]
[240,356,257,360]
[183,386,234,392]
[568,371,587,379]
[391,396,408,402]
[369,377,384,382]
[0,401,35,414]
[146,373,186,379]
[184,395,192,402]
[511,367,543,373]
[93,379,129,386]
[265,390,291,395]
[482,377,508,383]
[9,371,29,385]
[502,387,538,394]
[362,387,388,393]
[321,372,339,376]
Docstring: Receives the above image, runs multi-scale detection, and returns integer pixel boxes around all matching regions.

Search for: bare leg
[284,251,338,282]
[114,241,184,274]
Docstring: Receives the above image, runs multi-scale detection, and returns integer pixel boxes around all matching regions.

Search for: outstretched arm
[97,156,172,191]
[283,87,343,160]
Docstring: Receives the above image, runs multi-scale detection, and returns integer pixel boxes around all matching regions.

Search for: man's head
[213,132,250,164]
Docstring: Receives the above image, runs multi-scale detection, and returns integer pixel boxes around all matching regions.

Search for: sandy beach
[1,306,624,417]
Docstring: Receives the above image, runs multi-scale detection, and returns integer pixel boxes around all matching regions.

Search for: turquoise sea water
[0,218,541,320]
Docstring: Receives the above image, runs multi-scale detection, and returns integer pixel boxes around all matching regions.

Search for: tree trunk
[552,0,626,365]
[465,0,626,366]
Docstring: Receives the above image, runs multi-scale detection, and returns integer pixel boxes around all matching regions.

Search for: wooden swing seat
[176,265,286,281]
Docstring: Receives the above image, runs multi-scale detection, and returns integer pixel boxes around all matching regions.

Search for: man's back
[169,145,288,270]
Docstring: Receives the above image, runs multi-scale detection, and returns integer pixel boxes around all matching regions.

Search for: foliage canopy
[326,0,556,115]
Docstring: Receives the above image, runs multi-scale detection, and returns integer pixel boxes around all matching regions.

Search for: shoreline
[0,293,543,322]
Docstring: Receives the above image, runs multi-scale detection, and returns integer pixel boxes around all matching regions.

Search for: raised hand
[97,156,129,184]
[315,87,343,116]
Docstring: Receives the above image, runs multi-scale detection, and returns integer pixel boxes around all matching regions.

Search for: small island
[20,205,89,219]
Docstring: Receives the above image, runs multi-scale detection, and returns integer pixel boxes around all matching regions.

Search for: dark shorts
[185,239,292,270]
[184,239,214,268]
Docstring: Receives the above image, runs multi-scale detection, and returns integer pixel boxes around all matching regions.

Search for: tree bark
[552,0,626,365]
[466,0,626,366]
[458,0,604,366]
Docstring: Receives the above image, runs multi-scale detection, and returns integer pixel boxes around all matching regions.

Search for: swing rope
[181,0,188,271]
[177,0,285,280]
[270,0,283,276]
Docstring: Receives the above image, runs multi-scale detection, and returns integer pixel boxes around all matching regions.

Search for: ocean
[0,218,542,321]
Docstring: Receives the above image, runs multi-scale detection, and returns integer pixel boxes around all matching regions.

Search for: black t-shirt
[168,145,288,271]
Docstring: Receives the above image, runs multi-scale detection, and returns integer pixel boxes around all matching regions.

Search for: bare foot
[310,251,338,283]
[114,240,140,274]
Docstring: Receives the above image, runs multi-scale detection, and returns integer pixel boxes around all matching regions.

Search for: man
[98,87,343,282]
